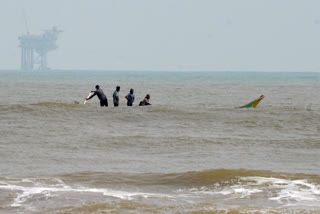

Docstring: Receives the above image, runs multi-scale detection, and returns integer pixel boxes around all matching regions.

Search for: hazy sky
[1,0,320,71]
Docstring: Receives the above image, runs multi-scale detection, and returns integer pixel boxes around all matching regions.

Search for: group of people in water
[85,85,151,107]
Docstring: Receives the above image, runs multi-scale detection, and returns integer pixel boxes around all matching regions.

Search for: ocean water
[0,70,319,213]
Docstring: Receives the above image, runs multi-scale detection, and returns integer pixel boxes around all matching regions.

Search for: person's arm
[86,91,97,100]
[145,99,151,105]
[125,94,129,100]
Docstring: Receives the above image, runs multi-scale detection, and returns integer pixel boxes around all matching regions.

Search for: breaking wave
[1,169,319,213]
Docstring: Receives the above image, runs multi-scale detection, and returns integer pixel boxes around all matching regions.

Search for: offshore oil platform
[18,26,62,71]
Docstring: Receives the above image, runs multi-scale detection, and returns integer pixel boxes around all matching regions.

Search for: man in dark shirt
[139,94,151,106]
[125,88,135,106]
[86,85,108,107]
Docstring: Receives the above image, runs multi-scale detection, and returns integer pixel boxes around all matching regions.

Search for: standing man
[113,86,120,107]
[125,88,135,106]
[86,85,108,107]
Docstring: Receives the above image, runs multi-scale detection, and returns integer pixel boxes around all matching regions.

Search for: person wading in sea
[139,94,151,106]
[86,85,108,107]
[113,86,120,107]
[125,88,135,106]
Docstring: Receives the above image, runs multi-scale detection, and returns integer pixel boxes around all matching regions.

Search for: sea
[0,70,319,214]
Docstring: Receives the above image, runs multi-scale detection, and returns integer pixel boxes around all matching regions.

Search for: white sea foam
[0,179,174,208]
[175,176,320,208]
[240,177,320,207]
[178,185,263,199]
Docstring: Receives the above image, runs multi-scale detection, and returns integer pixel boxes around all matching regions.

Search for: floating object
[238,95,264,108]
[83,92,94,104]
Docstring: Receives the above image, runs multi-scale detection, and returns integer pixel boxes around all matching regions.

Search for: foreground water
[0,70,319,213]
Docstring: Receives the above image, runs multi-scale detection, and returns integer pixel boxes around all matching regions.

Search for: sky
[1,0,320,72]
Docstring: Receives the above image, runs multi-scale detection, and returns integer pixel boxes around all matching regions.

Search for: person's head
[130,88,134,94]
[95,85,100,90]
[116,86,120,91]
[146,94,150,99]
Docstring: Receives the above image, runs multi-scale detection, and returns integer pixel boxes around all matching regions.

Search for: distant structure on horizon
[18,26,62,71]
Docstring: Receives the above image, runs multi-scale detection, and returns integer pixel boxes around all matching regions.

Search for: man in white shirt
[113,86,120,107]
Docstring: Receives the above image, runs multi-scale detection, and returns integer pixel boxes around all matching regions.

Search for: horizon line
[0,69,318,73]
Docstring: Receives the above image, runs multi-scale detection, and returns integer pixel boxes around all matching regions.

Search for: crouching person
[139,94,151,106]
